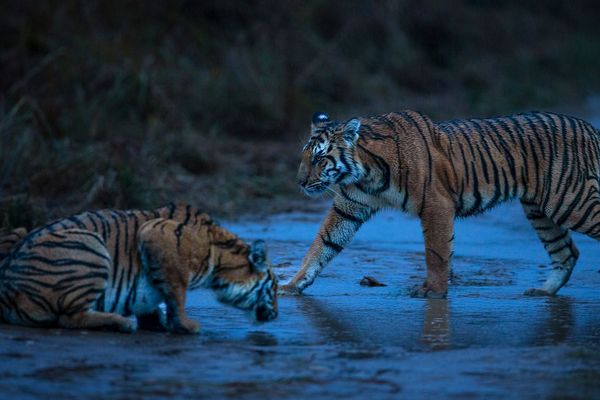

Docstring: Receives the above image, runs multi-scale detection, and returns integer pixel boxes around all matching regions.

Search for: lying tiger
[0,203,277,333]
[281,111,600,298]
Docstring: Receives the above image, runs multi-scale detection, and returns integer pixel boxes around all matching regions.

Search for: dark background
[1,0,600,228]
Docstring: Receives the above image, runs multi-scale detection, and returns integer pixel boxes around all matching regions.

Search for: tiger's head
[297,112,365,196]
[208,226,278,323]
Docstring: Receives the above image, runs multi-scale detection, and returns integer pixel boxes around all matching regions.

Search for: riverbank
[1,201,599,399]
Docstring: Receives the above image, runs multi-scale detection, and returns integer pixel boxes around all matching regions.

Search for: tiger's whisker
[325,185,341,198]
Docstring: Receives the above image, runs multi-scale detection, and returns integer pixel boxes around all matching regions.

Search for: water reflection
[531,297,574,345]
[293,295,452,351]
[245,330,279,347]
[264,291,584,352]
[294,296,360,344]
[419,299,450,350]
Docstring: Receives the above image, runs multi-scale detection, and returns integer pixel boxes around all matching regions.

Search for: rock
[274,262,292,268]
[359,276,387,287]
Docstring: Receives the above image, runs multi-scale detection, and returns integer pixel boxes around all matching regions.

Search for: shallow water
[1,201,599,399]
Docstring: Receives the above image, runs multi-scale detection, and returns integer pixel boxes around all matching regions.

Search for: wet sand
[1,202,599,399]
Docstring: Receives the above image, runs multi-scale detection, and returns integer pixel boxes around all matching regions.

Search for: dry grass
[0,101,304,227]
[1,0,599,228]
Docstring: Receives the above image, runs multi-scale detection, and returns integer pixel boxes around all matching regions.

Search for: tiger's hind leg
[48,230,135,333]
[4,228,134,333]
[59,311,134,333]
[521,201,579,296]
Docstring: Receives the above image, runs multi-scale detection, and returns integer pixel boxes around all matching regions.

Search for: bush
[1,0,599,222]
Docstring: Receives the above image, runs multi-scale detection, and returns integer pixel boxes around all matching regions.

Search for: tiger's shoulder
[154,202,213,227]
[137,215,241,262]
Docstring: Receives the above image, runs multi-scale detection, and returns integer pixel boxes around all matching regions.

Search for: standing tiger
[0,203,277,333]
[280,111,600,298]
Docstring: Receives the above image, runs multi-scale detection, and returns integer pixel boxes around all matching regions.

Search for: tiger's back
[436,111,600,219]
[333,111,600,219]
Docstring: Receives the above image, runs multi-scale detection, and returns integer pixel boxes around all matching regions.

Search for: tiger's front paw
[169,318,201,334]
[410,284,447,299]
[278,284,302,296]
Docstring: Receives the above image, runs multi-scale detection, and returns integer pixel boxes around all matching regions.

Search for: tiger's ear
[248,240,268,272]
[343,118,361,144]
[311,111,330,134]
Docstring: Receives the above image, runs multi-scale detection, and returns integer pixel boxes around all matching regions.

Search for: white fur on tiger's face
[297,112,365,196]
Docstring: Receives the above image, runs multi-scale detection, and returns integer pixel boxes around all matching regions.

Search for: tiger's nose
[298,178,308,187]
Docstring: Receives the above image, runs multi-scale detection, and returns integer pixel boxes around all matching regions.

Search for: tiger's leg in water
[521,200,579,296]
[411,205,455,299]
[280,201,375,295]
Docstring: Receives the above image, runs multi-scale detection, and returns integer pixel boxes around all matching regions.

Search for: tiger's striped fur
[138,218,277,333]
[0,203,278,333]
[0,229,133,332]
[282,111,600,298]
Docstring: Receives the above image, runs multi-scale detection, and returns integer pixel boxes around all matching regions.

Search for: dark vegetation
[1,0,600,228]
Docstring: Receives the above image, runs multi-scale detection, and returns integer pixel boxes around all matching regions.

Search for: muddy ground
[0,201,599,399]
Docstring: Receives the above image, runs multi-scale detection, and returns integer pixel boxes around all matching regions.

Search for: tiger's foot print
[410,284,447,299]
[523,288,555,297]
